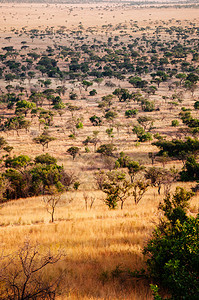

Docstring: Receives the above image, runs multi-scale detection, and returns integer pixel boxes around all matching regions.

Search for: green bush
[171,119,179,127]
[138,132,152,142]
[89,89,97,96]
[34,153,57,165]
[194,101,199,110]
[141,100,155,112]
[133,125,153,142]
[180,156,199,181]
[125,109,138,118]
[153,137,199,158]
[144,187,199,299]
[97,144,116,157]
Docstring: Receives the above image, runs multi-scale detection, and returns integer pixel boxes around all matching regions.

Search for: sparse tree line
[0,22,199,91]
[0,84,198,155]
[0,136,199,211]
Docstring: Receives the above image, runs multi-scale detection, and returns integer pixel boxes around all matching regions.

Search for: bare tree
[83,192,95,210]
[0,240,64,300]
[43,189,62,222]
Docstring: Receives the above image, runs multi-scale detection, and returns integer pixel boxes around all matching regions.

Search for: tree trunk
[121,201,124,210]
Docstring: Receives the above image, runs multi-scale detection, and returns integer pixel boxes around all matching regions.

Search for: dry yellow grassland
[0,182,198,299]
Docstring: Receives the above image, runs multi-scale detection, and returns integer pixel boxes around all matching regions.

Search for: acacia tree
[33,131,56,151]
[97,144,116,157]
[132,179,149,205]
[82,80,93,91]
[127,160,144,183]
[15,100,36,117]
[97,170,132,209]
[145,167,167,195]
[3,116,31,136]
[67,146,79,160]
[137,116,154,131]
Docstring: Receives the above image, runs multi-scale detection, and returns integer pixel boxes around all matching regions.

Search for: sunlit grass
[0,183,198,299]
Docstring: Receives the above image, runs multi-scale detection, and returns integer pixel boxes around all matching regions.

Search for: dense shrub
[171,119,179,127]
[180,156,199,181]
[153,137,199,158]
[125,109,138,118]
[97,144,116,156]
[144,188,199,299]
[133,126,152,142]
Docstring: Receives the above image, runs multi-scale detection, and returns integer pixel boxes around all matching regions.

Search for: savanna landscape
[0,1,198,299]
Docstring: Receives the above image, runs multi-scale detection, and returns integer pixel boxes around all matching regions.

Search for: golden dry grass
[0,184,198,299]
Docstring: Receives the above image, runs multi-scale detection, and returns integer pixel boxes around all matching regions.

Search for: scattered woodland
[0,3,198,299]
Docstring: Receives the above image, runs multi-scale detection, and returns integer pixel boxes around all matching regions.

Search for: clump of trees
[153,137,199,159]
[0,153,76,202]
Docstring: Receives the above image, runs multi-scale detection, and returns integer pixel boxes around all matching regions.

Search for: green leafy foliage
[129,76,148,88]
[98,170,132,209]
[133,125,153,142]
[144,188,199,299]
[5,155,31,169]
[180,156,199,181]
[34,153,57,165]
[89,115,102,126]
[113,88,132,102]
[1,154,75,201]
[97,144,116,157]
[15,100,35,117]
[67,146,79,160]
[125,109,138,118]
[171,119,179,127]
[153,137,199,158]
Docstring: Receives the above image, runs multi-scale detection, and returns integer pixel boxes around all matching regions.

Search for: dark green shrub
[171,120,179,127]
[125,109,138,118]
[153,137,199,158]
[194,101,199,110]
[5,155,31,169]
[138,132,152,142]
[144,188,199,299]
[89,89,97,96]
[89,115,102,126]
[34,153,57,165]
[141,100,155,112]
[133,125,152,142]
[180,156,199,181]
[97,144,116,157]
